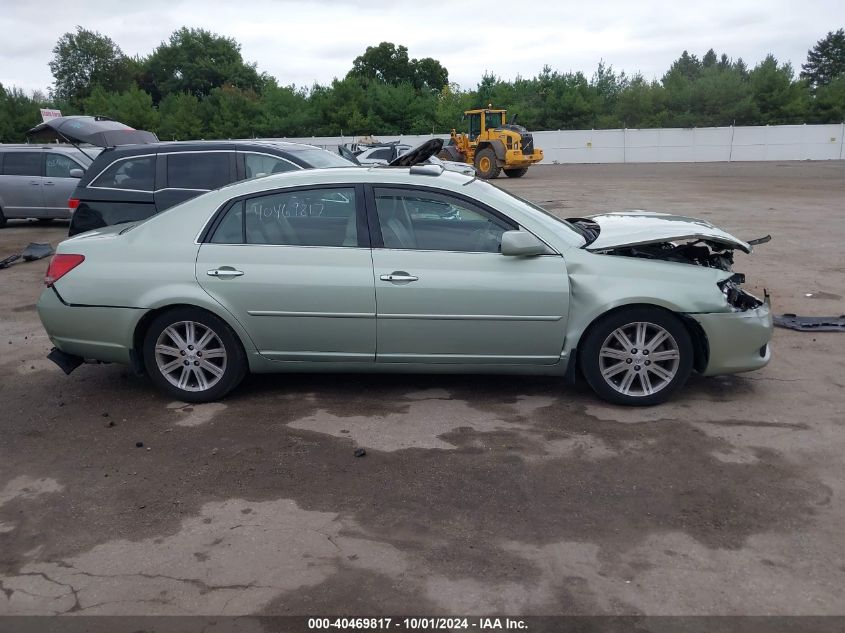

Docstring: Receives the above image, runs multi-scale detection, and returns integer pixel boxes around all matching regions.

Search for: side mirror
[500,230,547,256]
[69,168,84,178]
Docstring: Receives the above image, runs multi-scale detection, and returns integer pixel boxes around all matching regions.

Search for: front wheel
[580,307,693,406]
[474,148,501,179]
[504,167,528,178]
[142,308,247,402]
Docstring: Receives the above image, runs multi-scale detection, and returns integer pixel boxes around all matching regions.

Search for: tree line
[1,27,844,143]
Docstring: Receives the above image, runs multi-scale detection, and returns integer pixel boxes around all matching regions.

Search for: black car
[67,140,354,236]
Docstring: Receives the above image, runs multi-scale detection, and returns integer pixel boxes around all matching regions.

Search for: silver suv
[0,145,100,226]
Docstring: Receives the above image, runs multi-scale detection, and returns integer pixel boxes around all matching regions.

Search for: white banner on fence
[269,123,845,164]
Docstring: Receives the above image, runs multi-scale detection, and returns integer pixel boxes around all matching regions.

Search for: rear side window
[2,152,41,176]
[210,201,244,244]
[244,153,296,178]
[209,187,359,247]
[92,156,155,191]
[167,152,230,190]
[46,153,81,178]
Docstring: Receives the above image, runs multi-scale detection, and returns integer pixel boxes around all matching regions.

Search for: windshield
[478,185,587,246]
[288,149,355,168]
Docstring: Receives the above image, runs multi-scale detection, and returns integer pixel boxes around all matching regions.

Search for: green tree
[0,84,48,142]
[203,84,261,138]
[801,28,845,89]
[810,75,845,121]
[348,42,448,90]
[141,27,263,102]
[749,55,809,124]
[157,92,204,139]
[83,85,159,130]
[49,27,132,107]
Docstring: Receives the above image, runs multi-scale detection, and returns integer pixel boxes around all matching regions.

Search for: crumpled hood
[582,211,752,254]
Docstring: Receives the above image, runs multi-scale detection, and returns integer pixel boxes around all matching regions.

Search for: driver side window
[373,187,513,253]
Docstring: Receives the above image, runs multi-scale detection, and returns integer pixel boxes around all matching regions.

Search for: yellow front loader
[438,106,543,179]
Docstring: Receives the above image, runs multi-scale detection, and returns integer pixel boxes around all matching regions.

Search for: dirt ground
[0,161,844,618]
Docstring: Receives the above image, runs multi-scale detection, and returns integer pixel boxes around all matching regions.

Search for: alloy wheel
[154,321,227,392]
[598,321,681,397]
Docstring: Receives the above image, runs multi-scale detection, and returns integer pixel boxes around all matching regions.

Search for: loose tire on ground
[474,148,501,179]
[579,306,694,406]
[142,307,248,403]
[504,167,528,178]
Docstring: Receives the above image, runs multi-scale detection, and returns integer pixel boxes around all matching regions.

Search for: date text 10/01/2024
[307,617,528,630]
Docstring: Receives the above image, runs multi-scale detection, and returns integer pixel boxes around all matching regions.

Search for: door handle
[207,268,244,278]
[380,271,419,283]
[44,181,55,186]
[30,181,40,186]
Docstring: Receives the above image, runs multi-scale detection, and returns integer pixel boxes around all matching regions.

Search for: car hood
[579,211,752,254]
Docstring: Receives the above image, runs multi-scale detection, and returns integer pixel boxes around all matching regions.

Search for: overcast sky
[1,0,843,95]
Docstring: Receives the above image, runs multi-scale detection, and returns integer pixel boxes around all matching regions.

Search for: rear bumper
[36,287,145,365]
[691,302,773,376]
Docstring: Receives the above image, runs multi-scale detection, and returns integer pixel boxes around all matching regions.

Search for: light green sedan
[37,165,772,406]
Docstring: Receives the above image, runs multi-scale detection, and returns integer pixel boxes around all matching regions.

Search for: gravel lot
[1,161,844,617]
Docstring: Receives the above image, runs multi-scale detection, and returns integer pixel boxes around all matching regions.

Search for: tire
[0,207,6,229]
[474,148,501,179]
[579,306,693,406]
[142,307,248,403]
[504,168,528,178]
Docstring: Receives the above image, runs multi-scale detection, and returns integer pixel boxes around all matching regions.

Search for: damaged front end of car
[568,211,771,312]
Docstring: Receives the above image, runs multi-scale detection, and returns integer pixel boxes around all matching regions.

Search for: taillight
[68,198,80,213]
[45,254,85,287]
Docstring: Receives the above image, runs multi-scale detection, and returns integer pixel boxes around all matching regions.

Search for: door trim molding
[379,313,561,321]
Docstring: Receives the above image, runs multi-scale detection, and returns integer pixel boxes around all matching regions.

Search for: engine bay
[566,217,766,310]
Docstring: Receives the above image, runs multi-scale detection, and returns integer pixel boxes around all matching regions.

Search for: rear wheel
[580,307,693,406]
[474,148,501,179]
[504,167,528,178]
[142,307,247,402]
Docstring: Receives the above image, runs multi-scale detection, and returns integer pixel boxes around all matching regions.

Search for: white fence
[275,123,845,164]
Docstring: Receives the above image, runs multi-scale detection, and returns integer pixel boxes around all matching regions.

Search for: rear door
[43,152,85,218]
[196,184,376,362]
[154,150,236,211]
[72,153,157,234]
[0,151,44,217]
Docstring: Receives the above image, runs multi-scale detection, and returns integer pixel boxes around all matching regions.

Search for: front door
[368,186,570,365]
[196,184,376,362]
[43,152,84,218]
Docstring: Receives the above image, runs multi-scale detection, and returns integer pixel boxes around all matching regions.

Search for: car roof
[0,144,98,152]
[213,166,473,199]
[99,139,325,156]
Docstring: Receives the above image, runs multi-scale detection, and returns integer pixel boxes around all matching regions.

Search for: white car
[355,144,475,176]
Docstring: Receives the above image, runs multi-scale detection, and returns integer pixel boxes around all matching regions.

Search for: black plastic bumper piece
[47,347,84,375]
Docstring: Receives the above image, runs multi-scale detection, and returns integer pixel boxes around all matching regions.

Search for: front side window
[238,187,358,247]
[92,156,155,191]
[373,187,513,253]
[244,153,296,178]
[2,152,41,176]
[167,152,230,190]
[45,153,81,178]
